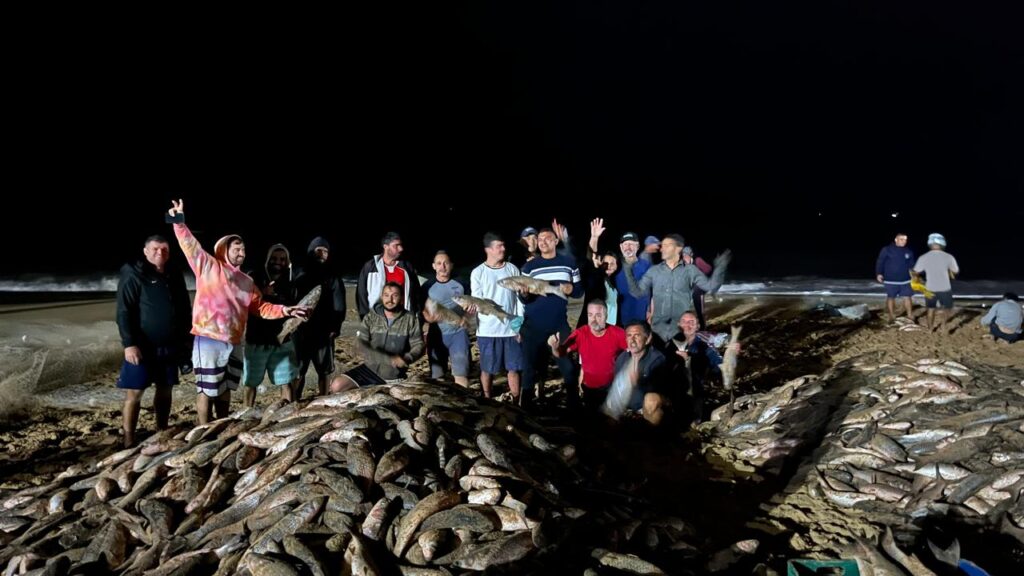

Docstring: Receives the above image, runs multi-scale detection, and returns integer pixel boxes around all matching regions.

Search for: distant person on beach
[980,292,1022,344]
[116,234,193,447]
[549,299,627,411]
[356,231,421,320]
[622,233,730,345]
[470,232,525,401]
[293,237,347,398]
[241,244,299,408]
[912,233,959,332]
[167,199,308,424]
[875,232,915,323]
[422,251,471,388]
[330,282,424,391]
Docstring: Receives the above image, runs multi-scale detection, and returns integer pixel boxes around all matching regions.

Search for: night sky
[5,3,1021,281]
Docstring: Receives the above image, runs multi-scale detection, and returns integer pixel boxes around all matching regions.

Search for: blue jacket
[875,244,915,283]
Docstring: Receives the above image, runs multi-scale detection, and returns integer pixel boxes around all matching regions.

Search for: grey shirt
[913,250,959,293]
[624,260,726,342]
[980,300,1023,334]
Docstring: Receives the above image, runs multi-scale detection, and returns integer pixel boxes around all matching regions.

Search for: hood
[307,236,330,256]
[214,234,244,265]
[264,243,292,282]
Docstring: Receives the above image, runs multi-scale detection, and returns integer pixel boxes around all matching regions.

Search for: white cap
[927,233,946,247]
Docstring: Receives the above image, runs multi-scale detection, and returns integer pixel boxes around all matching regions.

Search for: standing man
[622,234,730,345]
[293,237,347,398]
[518,227,583,408]
[470,232,525,401]
[615,231,651,325]
[875,232,915,323]
[913,233,959,332]
[421,250,471,387]
[356,231,421,320]
[241,244,300,407]
[167,200,307,424]
[116,235,193,447]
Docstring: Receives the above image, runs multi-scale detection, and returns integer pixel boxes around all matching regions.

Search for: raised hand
[590,218,605,239]
[168,199,184,217]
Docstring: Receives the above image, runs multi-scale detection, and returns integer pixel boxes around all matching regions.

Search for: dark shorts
[582,386,609,411]
[116,349,179,391]
[478,336,523,374]
[884,283,913,298]
[296,334,336,377]
[925,291,954,309]
[344,364,387,387]
[429,329,471,378]
[990,323,1021,343]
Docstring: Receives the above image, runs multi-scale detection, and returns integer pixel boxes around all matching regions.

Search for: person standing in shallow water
[875,232,915,323]
[116,234,193,447]
[913,233,959,333]
[167,199,309,425]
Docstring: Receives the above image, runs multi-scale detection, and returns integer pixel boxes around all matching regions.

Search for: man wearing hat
[616,231,653,325]
[913,233,960,332]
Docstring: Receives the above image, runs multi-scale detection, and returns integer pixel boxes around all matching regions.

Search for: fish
[424,298,466,328]
[452,295,513,322]
[277,284,321,344]
[497,276,567,299]
[720,326,742,391]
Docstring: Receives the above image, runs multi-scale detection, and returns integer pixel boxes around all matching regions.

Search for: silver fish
[720,326,742,391]
[497,276,567,299]
[277,285,321,344]
[452,295,513,322]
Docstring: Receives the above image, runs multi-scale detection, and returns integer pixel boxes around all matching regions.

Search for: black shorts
[925,291,954,309]
[296,334,336,377]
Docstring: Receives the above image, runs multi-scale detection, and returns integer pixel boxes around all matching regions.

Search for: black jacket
[294,237,347,338]
[116,258,192,360]
[246,243,297,345]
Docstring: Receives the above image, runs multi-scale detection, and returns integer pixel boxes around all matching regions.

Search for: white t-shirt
[914,250,959,292]
[470,261,525,337]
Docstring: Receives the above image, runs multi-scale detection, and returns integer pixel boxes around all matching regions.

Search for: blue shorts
[884,283,913,298]
[925,291,954,309]
[429,329,471,378]
[478,336,523,374]
[116,349,179,391]
[242,341,299,387]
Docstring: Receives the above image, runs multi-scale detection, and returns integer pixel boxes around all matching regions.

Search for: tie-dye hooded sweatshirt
[173,223,286,345]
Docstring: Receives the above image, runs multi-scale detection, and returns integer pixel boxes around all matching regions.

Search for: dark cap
[620,232,639,243]
[520,227,538,238]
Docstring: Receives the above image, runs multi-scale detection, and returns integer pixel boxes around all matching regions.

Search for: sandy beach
[1,288,1021,572]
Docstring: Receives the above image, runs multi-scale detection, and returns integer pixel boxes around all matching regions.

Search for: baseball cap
[620,232,639,242]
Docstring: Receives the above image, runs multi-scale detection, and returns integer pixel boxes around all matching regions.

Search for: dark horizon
[3,3,1021,280]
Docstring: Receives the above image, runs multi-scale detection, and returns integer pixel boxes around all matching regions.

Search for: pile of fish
[706,355,1024,560]
[805,358,1024,539]
[0,381,697,575]
[702,370,843,474]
